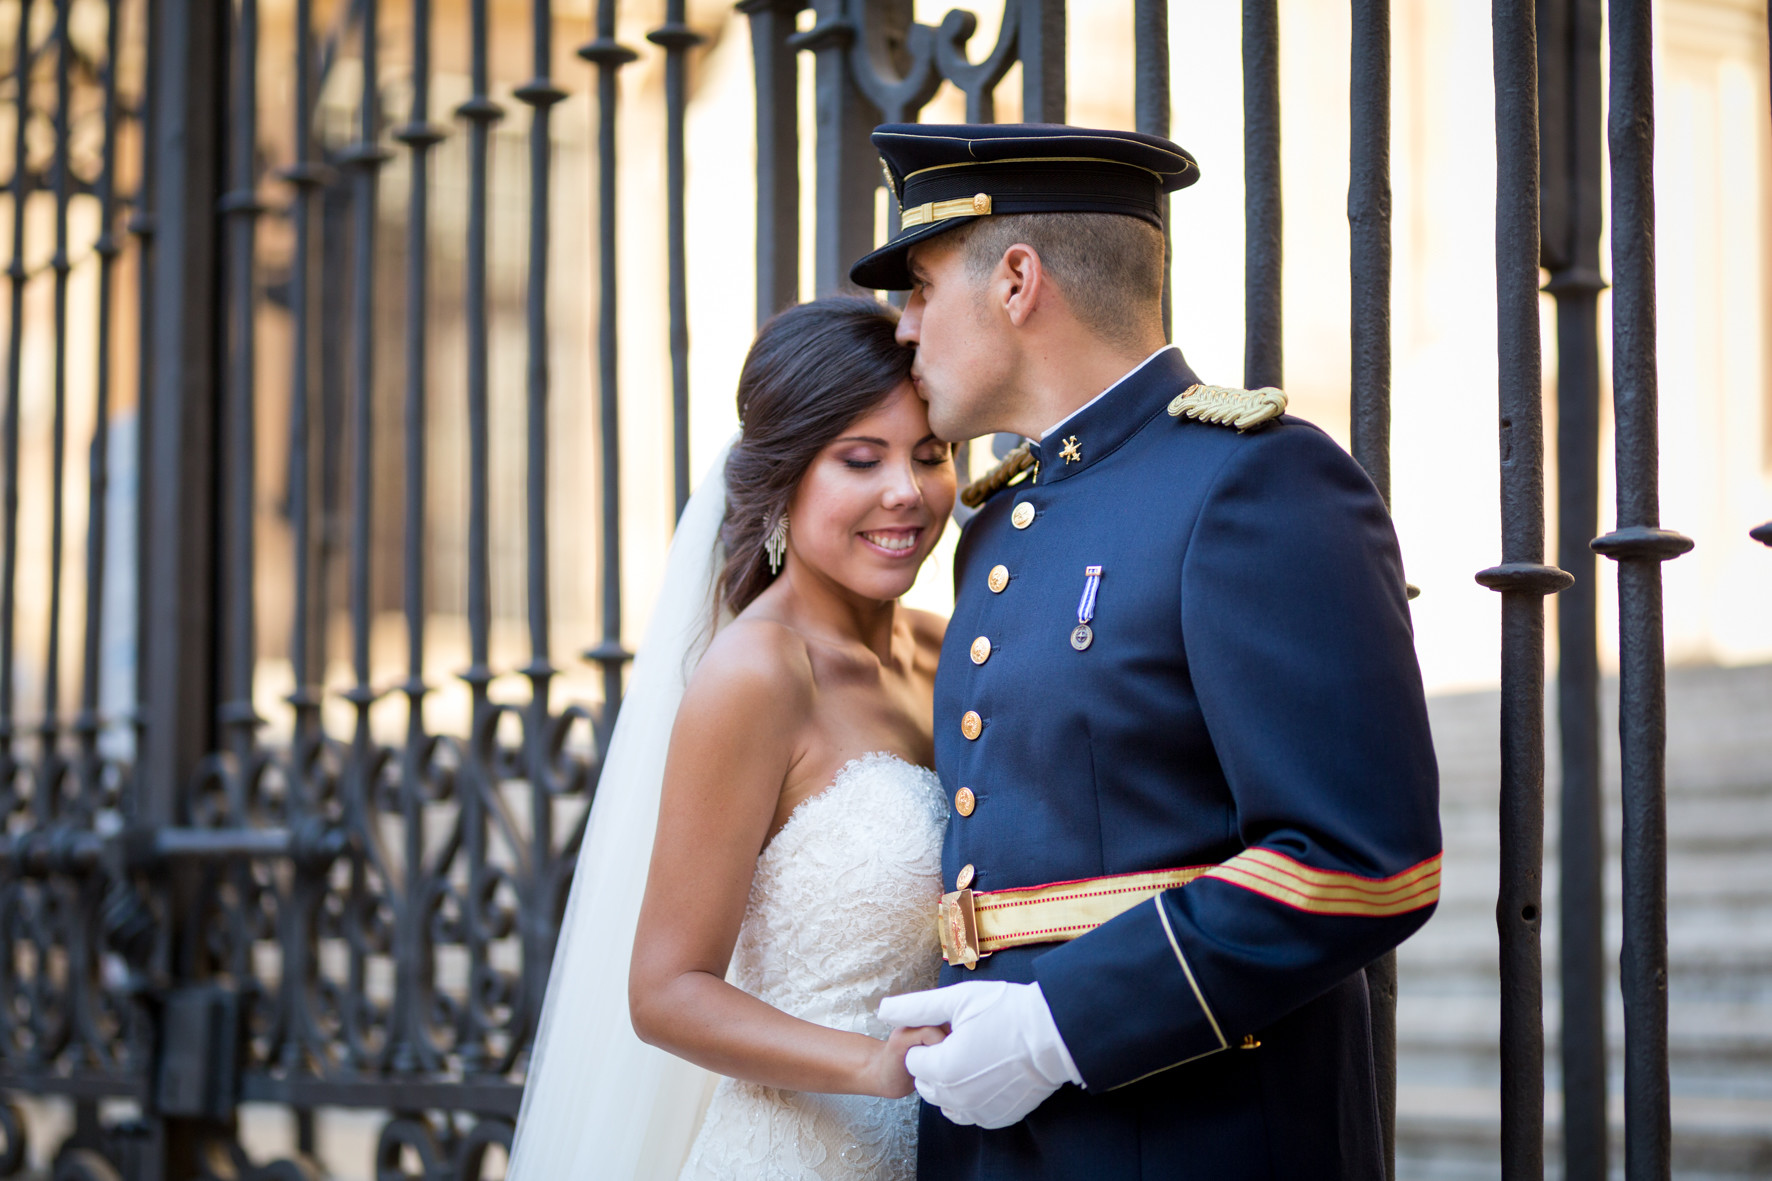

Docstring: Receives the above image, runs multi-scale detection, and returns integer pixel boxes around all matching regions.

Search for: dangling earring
[765,514,790,574]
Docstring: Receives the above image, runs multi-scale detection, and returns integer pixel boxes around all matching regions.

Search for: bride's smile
[858,528,921,555]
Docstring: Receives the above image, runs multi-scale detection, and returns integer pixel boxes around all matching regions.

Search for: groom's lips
[859,527,923,558]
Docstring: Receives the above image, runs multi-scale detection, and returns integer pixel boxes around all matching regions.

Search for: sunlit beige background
[2,0,1764,743]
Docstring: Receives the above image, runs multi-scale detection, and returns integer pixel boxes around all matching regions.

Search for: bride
[508,297,958,1179]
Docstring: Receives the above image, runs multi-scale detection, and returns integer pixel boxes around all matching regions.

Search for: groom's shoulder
[1131,397,1371,500]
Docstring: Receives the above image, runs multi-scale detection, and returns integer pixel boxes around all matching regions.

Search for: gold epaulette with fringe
[960,442,1035,508]
[1166,383,1287,432]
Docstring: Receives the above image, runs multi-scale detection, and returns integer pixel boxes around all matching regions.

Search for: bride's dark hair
[720,297,915,615]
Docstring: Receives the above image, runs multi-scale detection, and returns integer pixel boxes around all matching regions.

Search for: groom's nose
[896,296,923,346]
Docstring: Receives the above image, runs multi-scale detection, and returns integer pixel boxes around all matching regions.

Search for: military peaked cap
[849,122,1199,290]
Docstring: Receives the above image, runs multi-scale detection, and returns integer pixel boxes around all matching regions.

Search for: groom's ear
[999,243,1046,329]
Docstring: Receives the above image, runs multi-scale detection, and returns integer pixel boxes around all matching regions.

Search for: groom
[863,124,1441,1179]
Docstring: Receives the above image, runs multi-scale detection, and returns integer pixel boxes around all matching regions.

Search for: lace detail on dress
[678,753,947,1181]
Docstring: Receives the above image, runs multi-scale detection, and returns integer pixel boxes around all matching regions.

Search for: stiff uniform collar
[1027,346,1200,485]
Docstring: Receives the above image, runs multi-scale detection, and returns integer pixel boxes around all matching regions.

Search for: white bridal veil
[507,443,734,1179]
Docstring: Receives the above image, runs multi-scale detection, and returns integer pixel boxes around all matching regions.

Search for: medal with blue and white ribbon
[1071,565,1102,651]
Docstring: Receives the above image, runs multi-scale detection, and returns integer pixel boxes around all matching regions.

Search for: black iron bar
[741,0,802,325]
[1477,4,1574,1180]
[1019,0,1064,121]
[793,0,879,295]
[579,0,637,727]
[517,4,565,664]
[1349,0,1391,510]
[1347,4,1396,1177]
[389,0,443,1079]
[41,0,76,816]
[341,0,388,1072]
[139,0,231,1160]
[649,0,702,519]
[1133,0,1170,341]
[517,0,568,1045]
[458,0,500,697]
[1592,2,1691,1177]
[281,0,323,740]
[139,0,227,1056]
[456,0,504,1074]
[0,0,33,807]
[274,0,325,1086]
[219,0,265,754]
[75,0,125,801]
[1537,1,1608,1175]
[342,0,386,721]
[275,0,325,1077]
[1242,0,1281,390]
[129,0,157,788]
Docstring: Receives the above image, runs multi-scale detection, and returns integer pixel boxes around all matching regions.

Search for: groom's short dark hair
[954,212,1165,350]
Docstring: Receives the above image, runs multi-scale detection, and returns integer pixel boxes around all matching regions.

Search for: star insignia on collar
[1060,435,1082,464]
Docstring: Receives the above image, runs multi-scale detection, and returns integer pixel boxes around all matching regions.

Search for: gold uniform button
[988,564,1010,593]
[1011,502,1036,529]
[956,863,976,890]
[955,787,976,816]
[961,710,983,740]
[970,636,992,664]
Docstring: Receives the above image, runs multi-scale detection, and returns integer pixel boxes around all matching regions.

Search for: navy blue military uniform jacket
[920,347,1441,1180]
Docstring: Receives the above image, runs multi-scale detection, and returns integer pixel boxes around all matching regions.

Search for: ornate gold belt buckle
[938,888,987,970]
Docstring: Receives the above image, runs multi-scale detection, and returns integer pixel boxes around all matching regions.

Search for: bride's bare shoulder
[902,607,948,665]
[683,616,816,725]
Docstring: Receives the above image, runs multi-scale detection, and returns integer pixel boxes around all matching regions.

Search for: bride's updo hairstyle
[720,297,915,614]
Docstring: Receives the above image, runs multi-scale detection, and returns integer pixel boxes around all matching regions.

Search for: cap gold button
[955,786,976,816]
[957,863,976,890]
[988,564,1009,593]
[961,710,982,740]
[1011,502,1035,529]
[970,636,992,664]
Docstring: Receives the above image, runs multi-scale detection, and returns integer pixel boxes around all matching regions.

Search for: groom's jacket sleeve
[1031,422,1443,1090]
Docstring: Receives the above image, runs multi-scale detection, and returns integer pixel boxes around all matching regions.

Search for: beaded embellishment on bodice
[679,753,947,1181]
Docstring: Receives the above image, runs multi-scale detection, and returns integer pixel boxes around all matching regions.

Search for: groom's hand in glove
[877,981,1083,1128]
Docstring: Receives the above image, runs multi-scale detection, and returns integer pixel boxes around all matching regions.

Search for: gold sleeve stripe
[1200,850,1442,917]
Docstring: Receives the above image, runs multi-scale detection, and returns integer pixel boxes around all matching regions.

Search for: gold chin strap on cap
[899,192,993,229]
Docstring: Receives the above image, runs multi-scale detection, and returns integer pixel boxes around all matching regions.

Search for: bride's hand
[864,1024,949,1098]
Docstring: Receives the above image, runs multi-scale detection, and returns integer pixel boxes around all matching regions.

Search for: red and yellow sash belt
[938,853,1442,968]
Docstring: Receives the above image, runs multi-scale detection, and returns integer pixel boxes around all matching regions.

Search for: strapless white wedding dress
[679,753,947,1181]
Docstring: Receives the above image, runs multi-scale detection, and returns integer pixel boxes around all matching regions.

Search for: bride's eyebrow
[832,434,942,448]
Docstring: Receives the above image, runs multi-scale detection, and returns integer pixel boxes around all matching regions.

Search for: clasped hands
[878,980,1082,1128]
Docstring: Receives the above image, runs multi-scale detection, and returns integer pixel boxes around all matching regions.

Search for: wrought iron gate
[0,0,1756,1178]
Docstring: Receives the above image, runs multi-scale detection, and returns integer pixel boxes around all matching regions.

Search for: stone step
[1397,1088,1772,1181]
[1401,664,1772,1181]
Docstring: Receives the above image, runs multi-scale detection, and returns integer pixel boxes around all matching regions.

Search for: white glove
[877,980,1083,1129]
